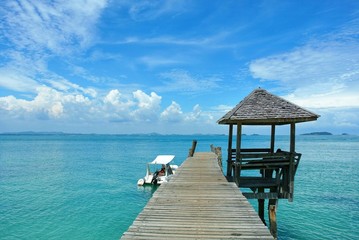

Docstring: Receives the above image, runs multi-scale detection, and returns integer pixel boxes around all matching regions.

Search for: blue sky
[0,0,359,134]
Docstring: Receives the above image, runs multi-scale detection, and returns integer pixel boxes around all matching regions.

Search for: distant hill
[301,132,333,136]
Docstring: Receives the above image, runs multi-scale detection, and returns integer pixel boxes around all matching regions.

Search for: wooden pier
[121,152,273,239]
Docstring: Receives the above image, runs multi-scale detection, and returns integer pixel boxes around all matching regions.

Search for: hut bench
[228,149,302,198]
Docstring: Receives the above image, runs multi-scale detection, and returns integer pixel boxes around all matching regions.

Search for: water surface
[0,134,358,239]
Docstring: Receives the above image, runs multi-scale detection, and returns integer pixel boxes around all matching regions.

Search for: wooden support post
[289,123,295,201]
[290,123,295,152]
[188,140,197,157]
[234,123,242,186]
[227,124,233,177]
[270,124,276,153]
[267,186,278,238]
[268,202,278,239]
[258,200,265,224]
[258,187,265,225]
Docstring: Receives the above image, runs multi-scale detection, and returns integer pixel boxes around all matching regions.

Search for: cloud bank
[0,87,214,133]
[1,0,108,54]
[249,23,359,109]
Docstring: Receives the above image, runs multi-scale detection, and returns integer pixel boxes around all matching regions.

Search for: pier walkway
[121,152,273,239]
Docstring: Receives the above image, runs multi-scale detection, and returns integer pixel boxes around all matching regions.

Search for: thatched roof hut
[217,88,319,201]
[217,88,319,238]
[218,88,319,125]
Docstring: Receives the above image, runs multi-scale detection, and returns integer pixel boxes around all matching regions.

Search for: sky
[0,0,359,135]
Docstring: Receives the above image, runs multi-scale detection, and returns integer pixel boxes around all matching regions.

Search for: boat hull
[137,155,178,186]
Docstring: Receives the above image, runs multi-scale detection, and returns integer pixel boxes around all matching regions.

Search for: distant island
[301,132,333,136]
[1,131,67,135]
[0,132,227,136]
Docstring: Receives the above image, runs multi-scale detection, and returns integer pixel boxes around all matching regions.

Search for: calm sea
[0,134,358,239]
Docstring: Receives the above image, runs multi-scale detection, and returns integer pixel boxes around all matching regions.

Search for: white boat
[137,155,178,186]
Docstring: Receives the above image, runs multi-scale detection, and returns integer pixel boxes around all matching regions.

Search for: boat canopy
[150,155,175,165]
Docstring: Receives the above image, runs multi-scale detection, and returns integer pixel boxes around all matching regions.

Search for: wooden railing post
[188,140,197,157]
[216,146,222,169]
[211,144,223,170]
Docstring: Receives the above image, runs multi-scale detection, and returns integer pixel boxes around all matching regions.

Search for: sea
[0,134,358,240]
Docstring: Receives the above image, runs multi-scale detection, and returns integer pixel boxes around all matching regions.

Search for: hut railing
[211,145,222,170]
[229,148,301,200]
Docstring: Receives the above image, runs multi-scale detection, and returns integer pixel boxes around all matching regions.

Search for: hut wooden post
[268,200,278,239]
[258,188,265,224]
[227,124,233,177]
[234,123,242,186]
[270,124,276,153]
[289,123,295,202]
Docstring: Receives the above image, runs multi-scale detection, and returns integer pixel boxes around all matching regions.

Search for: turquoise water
[0,134,358,239]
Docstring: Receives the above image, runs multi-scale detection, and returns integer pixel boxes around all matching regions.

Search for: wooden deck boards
[121,152,274,239]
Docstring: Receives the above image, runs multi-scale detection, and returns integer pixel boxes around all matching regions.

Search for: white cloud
[249,28,359,109]
[104,89,122,105]
[2,50,48,75]
[139,56,180,68]
[0,86,92,119]
[0,85,227,133]
[133,90,161,109]
[0,84,224,132]
[125,0,189,21]
[284,89,359,109]
[131,90,162,121]
[0,87,163,122]
[47,78,98,98]
[306,108,359,134]
[0,0,107,106]
[50,102,64,118]
[250,42,359,87]
[161,101,183,122]
[247,21,359,134]
[112,33,231,47]
[0,68,40,92]
[0,95,29,112]
[1,0,108,54]
[160,102,216,125]
[212,104,233,114]
[157,70,221,93]
[332,110,359,128]
[185,104,201,121]
[104,89,134,110]
[101,89,134,122]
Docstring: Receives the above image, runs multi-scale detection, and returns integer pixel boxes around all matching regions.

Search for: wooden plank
[121,152,273,239]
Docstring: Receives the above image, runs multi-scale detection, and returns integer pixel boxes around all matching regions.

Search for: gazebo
[217,88,319,237]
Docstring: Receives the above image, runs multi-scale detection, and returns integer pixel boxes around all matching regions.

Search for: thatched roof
[218,88,319,125]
